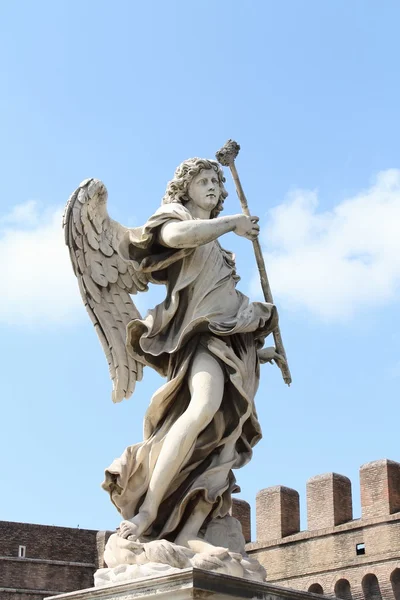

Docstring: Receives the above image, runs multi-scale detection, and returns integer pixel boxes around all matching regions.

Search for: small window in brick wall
[18,545,26,558]
[356,543,365,556]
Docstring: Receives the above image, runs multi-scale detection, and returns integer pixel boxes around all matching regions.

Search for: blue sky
[0,1,399,537]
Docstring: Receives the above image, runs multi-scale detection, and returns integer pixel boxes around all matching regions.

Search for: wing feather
[63,178,148,402]
[75,249,86,276]
[99,236,114,257]
[72,204,83,235]
[119,269,136,289]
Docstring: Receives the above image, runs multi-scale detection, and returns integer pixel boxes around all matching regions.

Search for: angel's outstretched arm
[159,213,259,248]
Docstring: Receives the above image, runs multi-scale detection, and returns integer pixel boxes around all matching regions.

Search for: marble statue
[64,155,286,583]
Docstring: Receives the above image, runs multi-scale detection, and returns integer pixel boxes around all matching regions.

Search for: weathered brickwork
[0,522,98,600]
[0,521,98,563]
[256,486,300,540]
[248,459,400,600]
[360,460,400,520]
[231,498,251,543]
[307,473,353,530]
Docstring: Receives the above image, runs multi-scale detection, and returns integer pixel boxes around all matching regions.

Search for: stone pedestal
[47,568,322,600]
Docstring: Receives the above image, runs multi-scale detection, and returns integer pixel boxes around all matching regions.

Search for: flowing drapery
[102,204,277,540]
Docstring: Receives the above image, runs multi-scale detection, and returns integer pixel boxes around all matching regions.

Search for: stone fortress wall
[0,522,100,600]
[246,459,400,600]
[0,458,399,599]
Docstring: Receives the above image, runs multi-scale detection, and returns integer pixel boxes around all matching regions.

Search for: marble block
[47,567,325,600]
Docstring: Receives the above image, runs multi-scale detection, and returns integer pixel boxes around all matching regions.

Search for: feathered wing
[63,178,149,403]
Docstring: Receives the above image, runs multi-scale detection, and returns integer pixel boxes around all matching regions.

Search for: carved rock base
[95,534,266,586]
[95,515,266,586]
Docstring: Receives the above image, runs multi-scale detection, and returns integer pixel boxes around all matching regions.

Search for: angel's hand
[233,214,260,241]
[258,346,286,368]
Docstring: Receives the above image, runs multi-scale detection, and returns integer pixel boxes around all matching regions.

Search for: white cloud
[0,202,83,327]
[0,200,39,227]
[258,169,400,320]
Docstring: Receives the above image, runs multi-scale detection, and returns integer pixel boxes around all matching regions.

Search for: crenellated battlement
[246,458,400,600]
[256,486,300,540]
[253,458,400,542]
[360,458,400,519]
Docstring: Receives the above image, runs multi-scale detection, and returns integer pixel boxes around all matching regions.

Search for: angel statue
[64,157,284,581]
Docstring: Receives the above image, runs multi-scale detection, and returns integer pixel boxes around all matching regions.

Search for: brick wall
[248,458,400,600]
[231,498,251,543]
[0,522,99,600]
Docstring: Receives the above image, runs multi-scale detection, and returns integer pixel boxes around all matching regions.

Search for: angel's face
[187,169,220,215]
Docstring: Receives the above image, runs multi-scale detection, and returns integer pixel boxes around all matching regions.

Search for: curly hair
[162,158,228,219]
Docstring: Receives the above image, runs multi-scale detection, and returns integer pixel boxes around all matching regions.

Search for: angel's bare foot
[175,534,228,557]
[118,510,154,540]
[118,520,139,539]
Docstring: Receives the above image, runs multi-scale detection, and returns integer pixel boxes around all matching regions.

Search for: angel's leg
[119,346,225,540]
[175,497,225,553]
[174,439,237,552]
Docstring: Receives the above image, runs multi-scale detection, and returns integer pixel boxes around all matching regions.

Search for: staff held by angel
[64,153,286,552]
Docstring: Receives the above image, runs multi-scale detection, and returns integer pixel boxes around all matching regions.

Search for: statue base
[97,524,266,584]
[47,567,321,600]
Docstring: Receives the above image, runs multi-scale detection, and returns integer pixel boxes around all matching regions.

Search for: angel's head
[162,158,228,219]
